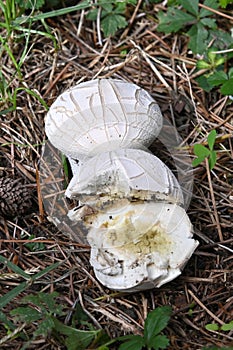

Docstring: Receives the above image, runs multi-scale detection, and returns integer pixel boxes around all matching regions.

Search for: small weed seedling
[115,306,172,350]
[192,130,217,170]
[218,0,233,7]
[156,0,233,95]
[86,0,137,37]
[10,292,104,350]
[196,52,233,95]
[157,0,227,54]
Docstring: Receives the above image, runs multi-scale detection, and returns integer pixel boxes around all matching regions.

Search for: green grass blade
[15,87,49,110]
[29,261,62,280]
[15,25,58,49]
[0,281,28,309]
[0,255,31,279]
[0,310,16,330]
[0,260,62,309]
[0,44,21,78]
[13,1,92,25]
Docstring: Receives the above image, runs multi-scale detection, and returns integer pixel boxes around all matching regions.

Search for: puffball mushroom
[45,78,163,160]
[65,148,184,206]
[87,202,198,292]
[45,78,198,292]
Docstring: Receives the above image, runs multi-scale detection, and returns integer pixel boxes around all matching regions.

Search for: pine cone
[0,177,33,218]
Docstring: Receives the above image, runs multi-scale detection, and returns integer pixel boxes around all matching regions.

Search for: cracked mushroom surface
[65,148,184,206]
[45,78,199,292]
[45,78,163,160]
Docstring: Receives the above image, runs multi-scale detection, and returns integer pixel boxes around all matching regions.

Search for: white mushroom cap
[45,78,163,160]
[65,148,184,205]
[86,202,198,291]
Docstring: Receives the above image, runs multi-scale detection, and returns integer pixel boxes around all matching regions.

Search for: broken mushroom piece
[45,78,163,160]
[86,202,198,292]
[45,77,198,292]
[65,148,184,206]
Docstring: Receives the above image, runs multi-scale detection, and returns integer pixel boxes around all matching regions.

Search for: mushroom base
[69,201,199,292]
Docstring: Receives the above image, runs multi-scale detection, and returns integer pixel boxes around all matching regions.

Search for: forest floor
[0,2,233,349]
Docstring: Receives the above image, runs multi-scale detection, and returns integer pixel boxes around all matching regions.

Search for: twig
[0,323,27,346]
[36,164,44,221]
[120,0,143,38]
[96,4,102,46]
[205,158,223,241]
[130,40,171,89]
[77,9,85,36]
[198,3,233,21]
[188,289,224,325]
[78,291,102,329]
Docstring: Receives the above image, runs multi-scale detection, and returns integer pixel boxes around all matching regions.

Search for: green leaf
[196,60,211,70]
[118,335,145,350]
[229,67,233,78]
[205,323,219,331]
[148,334,170,349]
[192,157,204,167]
[115,2,127,14]
[101,13,127,36]
[34,317,55,337]
[144,306,172,345]
[220,78,233,95]
[219,0,233,8]
[20,292,63,317]
[209,29,233,50]
[40,292,60,312]
[24,234,45,252]
[86,8,98,21]
[200,0,219,16]
[200,17,217,29]
[208,151,217,170]
[221,321,233,331]
[215,58,225,67]
[207,130,217,150]
[178,0,199,16]
[188,23,209,54]
[192,144,211,167]
[193,144,210,158]
[157,9,194,33]
[195,75,213,92]
[207,49,217,64]
[207,71,228,87]
[11,307,41,323]
[15,0,45,10]
[98,0,113,13]
[53,317,100,350]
